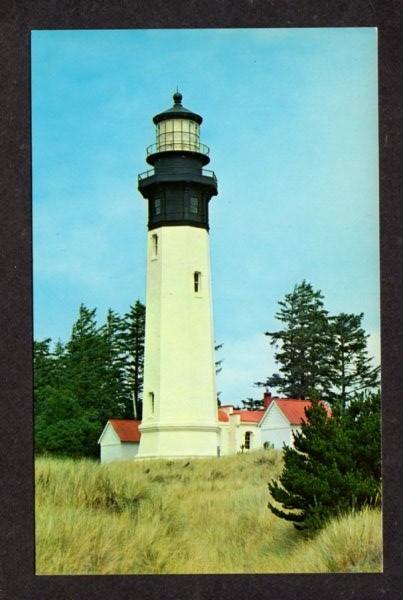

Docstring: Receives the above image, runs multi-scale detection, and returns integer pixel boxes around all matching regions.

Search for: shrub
[268,391,381,532]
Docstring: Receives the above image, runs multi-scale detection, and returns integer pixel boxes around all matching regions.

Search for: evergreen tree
[34,338,74,452]
[34,302,148,457]
[123,301,146,420]
[34,306,106,456]
[261,281,334,400]
[100,308,132,418]
[241,397,264,410]
[33,338,54,416]
[268,391,381,532]
[35,386,97,456]
[65,305,109,418]
[328,312,380,408]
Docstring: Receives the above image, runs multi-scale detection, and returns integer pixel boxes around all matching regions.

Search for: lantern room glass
[156,119,200,152]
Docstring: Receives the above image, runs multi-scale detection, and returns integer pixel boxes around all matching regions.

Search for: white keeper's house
[98,392,331,463]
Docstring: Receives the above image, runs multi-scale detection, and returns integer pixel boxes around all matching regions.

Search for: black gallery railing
[138,168,217,182]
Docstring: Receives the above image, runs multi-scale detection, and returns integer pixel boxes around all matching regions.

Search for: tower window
[190,196,199,214]
[194,271,201,293]
[149,392,155,414]
[151,234,158,258]
[154,198,161,215]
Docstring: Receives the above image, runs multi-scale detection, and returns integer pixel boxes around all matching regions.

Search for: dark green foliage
[34,301,146,458]
[268,392,381,532]
[122,301,146,419]
[100,308,133,418]
[259,282,379,406]
[35,388,101,458]
[242,397,264,410]
[262,281,334,400]
[328,313,380,408]
[33,338,58,416]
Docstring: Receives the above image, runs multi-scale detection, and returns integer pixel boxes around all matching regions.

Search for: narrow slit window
[154,198,161,215]
[194,271,201,293]
[149,392,155,414]
[151,234,158,258]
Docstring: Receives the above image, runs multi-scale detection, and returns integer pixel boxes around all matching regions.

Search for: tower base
[137,422,220,459]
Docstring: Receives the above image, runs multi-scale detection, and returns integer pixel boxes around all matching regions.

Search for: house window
[194,271,201,293]
[190,196,199,214]
[151,234,158,258]
[244,431,252,450]
[154,198,161,215]
[149,392,155,414]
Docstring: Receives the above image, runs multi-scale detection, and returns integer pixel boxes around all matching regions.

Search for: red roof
[232,409,265,423]
[109,419,141,442]
[273,399,331,425]
[218,409,229,422]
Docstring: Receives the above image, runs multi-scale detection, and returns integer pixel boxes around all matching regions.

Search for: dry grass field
[35,450,382,574]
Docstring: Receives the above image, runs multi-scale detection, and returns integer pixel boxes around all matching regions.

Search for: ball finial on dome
[173,90,183,105]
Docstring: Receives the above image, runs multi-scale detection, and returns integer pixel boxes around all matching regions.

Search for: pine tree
[328,312,380,408]
[100,308,132,418]
[268,391,381,532]
[33,338,54,416]
[34,338,74,452]
[262,281,334,400]
[123,301,146,420]
[34,302,148,457]
[65,305,107,415]
[241,397,264,410]
[34,336,94,456]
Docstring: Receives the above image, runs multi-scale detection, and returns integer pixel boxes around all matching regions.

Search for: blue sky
[32,28,379,405]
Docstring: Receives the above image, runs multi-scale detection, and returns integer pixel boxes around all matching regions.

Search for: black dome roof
[153,92,203,125]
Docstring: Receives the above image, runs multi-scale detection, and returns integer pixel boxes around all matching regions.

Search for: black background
[0,1,402,598]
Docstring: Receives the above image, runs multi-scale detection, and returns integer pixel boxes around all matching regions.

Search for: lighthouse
[137,92,220,458]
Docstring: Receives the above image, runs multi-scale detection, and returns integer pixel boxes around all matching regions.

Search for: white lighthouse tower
[137,92,220,458]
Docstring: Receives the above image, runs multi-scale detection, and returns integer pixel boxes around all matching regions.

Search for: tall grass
[35,450,382,574]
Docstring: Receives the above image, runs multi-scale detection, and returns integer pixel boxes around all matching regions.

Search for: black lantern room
[138,92,218,230]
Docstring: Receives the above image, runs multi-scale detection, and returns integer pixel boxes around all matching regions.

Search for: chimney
[263,391,272,409]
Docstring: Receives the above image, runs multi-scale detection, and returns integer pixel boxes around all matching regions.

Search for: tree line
[34,301,145,457]
[251,281,381,533]
[34,301,223,458]
[242,280,379,410]
[34,279,381,531]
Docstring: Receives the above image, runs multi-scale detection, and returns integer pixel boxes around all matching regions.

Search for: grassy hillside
[35,450,382,574]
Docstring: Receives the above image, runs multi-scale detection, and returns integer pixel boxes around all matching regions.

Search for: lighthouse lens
[156,119,200,153]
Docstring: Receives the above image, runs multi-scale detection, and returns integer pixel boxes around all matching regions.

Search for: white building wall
[238,423,261,451]
[100,442,139,464]
[218,424,231,456]
[220,415,261,455]
[99,424,139,463]
[138,225,219,458]
[260,403,293,449]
